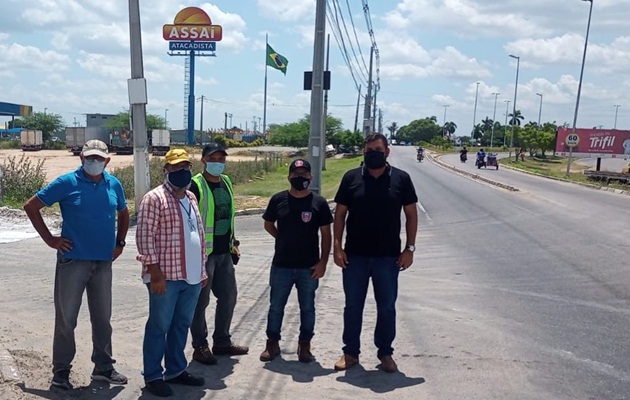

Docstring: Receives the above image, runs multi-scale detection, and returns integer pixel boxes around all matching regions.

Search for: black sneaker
[51,370,73,390]
[212,343,249,356]
[91,367,128,384]
[165,371,204,386]
[145,380,173,397]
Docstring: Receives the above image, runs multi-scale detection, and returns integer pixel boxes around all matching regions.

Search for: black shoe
[193,345,217,365]
[91,367,128,384]
[145,380,173,397]
[51,370,73,390]
[165,371,204,386]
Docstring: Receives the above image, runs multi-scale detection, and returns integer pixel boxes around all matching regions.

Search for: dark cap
[289,159,311,173]
[202,142,227,157]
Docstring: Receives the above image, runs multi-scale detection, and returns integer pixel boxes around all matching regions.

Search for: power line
[331,0,369,81]
[326,6,364,91]
[345,0,370,76]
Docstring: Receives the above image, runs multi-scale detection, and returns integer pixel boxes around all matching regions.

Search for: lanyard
[179,198,196,232]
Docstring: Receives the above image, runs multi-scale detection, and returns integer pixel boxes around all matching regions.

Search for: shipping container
[21,130,43,151]
[151,129,171,156]
[65,127,86,155]
[110,128,133,155]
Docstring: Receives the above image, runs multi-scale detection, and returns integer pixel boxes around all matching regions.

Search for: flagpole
[263,33,268,142]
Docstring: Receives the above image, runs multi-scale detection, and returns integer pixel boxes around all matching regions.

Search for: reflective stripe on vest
[192,173,235,255]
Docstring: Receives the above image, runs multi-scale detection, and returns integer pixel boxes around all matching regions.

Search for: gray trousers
[52,255,115,373]
[191,253,237,348]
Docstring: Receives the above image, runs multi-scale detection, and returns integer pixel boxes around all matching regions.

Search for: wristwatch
[116,239,126,248]
[405,244,416,252]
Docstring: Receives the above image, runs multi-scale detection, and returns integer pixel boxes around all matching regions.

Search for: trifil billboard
[555,127,630,158]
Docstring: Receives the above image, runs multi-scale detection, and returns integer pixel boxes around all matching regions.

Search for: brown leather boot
[259,339,280,362]
[297,341,314,363]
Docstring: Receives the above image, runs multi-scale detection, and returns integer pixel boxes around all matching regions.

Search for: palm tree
[443,121,457,137]
[386,122,398,140]
[481,117,494,132]
[472,123,484,140]
[508,109,525,126]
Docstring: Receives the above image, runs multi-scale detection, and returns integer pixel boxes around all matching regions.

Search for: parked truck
[110,128,133,155]
[151,129,171,156]
[21,130,43,151]
[65,127,111,155]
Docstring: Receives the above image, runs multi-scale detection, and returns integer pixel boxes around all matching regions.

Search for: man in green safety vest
[189,142,248,365]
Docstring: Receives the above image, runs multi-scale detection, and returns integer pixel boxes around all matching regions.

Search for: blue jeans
[52,255,114,373]
[266,266,319,341]
[143,280,201,382]
[191,253,237,348]
[342,255,399,358]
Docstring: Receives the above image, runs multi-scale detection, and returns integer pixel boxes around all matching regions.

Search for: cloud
[0,43,69,71]
[506,34,630,74]
[257,0,315,21]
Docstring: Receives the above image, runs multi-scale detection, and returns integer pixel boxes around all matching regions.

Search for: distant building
[86,113,117,128]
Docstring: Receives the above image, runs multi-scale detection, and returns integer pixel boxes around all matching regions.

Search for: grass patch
[500,156,629,190]
[236,156,362,200]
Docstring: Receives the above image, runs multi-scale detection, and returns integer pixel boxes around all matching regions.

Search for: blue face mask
[205,162,225,176]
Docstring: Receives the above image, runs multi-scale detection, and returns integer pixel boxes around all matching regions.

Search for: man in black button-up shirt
[332,133,418,373]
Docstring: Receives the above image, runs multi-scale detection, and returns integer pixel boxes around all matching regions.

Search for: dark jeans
[191,253,237,348]
[342,255,399,358]
[266,266,319,342]
[52,255,114,373]
[143,280,201,382]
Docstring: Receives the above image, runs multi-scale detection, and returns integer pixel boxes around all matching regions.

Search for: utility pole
[472,81,480,138]
[491,92,499,147]
[503,100,510,147]
[378,109,383,134]
[199,95,205,139]
[128,0,149,213]
[372,86,378,132]
[363,46,374,137]
[354,85,362,133]
[307,0,326,194]
[322,33,330,170]
[443,105,449,137]
[614,104,621,129]
[228,113,233,128]
[224,112,228,132]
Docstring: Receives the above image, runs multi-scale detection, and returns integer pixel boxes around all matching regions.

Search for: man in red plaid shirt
[136,148,208,397]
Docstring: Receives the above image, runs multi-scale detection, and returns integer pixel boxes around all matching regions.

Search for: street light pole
[164,108,168,129]
[472,82,480,138]
[503,100,510,147]
[566,0,594,176]
[491,92,499,148]
[536,93,543,128]
[509,54,520,158]
[613,104,621,129]
[443,104,449,137]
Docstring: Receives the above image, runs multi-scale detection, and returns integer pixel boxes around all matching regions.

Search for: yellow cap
[164,148,191,165]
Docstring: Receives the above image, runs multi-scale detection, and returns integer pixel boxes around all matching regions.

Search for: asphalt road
[391,146,630,399]
[0,147,628,399]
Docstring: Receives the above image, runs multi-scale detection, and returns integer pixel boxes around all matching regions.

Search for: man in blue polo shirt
[24,139,130,390]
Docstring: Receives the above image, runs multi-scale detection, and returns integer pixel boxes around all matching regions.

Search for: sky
[2,0,630,136]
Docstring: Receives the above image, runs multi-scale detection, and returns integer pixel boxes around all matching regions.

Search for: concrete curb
[427,153,519,192]
[499,162,630,197]
[0,348,22,384]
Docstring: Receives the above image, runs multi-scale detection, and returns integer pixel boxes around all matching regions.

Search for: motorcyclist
[476,148,486,166]
[417,146,424,161]
[460,146,468,161]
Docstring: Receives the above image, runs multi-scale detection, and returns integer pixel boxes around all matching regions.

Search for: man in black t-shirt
[188,143,248,366]
[333,133,418,373]
[260,159,333,363]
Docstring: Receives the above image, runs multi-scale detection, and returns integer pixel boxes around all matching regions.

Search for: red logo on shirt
[301,211,312,223]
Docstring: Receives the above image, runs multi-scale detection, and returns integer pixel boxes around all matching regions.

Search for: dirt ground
[0,149,257,182]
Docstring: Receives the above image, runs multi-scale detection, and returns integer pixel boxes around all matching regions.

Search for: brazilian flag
[266,44,288,75]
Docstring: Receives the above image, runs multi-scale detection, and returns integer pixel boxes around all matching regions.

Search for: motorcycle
[475,155,486,169]
[460,152,467,163]
[417,152,424,162]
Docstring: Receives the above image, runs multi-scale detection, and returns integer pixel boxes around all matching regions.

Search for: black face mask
[364,150,387,169]
[167,169,192,188]
[290,176,311,191]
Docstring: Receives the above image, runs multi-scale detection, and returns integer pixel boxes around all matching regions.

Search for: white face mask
[83,159,106,176]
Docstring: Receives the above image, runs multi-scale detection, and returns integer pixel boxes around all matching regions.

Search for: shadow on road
[335,364,425,393]
[17,381,124,399]
[263,356,336,383]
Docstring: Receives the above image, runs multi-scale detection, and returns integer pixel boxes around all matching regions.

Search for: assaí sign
[163,7,223,42]
[555,127,630,158]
